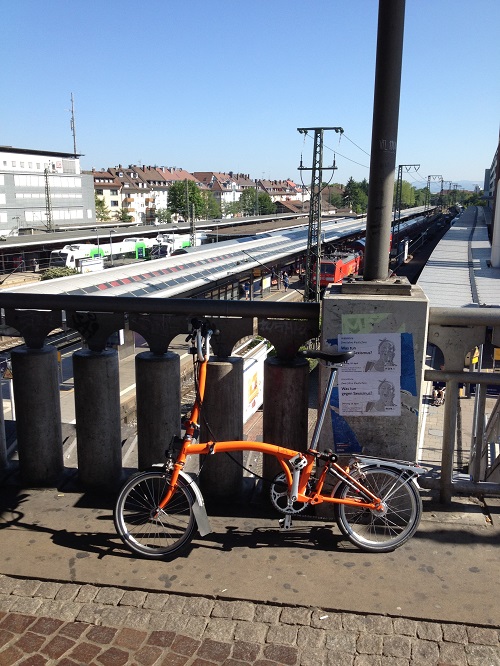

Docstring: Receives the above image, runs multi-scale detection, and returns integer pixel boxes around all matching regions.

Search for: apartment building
[0,146,95,232]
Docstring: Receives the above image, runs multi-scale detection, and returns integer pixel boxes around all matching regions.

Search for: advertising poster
[337,333,401,416]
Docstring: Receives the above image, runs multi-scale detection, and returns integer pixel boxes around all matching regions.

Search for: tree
[115,207,133,223]
[223,200,242,217]
[168,180,204,220]
[239,188,276,215]
[156,208,172,224]
[95,194,110,222]
[343,177,367,214]
[200,191,221,219]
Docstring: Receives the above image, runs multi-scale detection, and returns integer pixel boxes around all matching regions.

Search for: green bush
[40,267,79,281]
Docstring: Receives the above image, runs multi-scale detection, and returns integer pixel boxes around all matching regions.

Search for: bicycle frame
[158,323,387,515]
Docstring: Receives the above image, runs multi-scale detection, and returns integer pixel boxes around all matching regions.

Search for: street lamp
[109,229,116,267]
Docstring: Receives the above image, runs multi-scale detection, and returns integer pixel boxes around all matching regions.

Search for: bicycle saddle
[299,349,355,364]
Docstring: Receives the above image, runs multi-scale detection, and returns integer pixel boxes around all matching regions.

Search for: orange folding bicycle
[114,318,425,558]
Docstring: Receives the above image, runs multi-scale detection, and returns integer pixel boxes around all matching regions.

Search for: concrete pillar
[73,349,122,489]
[135,351,181,469]
[11,346,63,485]
[319,281,429,461]
[263,356,310,481]
[199,358,244,498]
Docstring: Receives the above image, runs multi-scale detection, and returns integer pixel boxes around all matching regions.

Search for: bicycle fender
[150,466,212,537]
[178,470,213,537]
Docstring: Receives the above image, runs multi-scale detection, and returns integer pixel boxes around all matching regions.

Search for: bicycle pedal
[278,515,293,530]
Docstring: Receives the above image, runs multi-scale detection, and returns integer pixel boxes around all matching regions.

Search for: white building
[0,146,95,233]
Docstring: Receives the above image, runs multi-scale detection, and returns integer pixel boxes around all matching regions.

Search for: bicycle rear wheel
[114,470,196,559]
[334,467,422,552]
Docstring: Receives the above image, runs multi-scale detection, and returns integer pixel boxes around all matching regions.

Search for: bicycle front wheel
[114,470,196,559]
[334,467,422,552]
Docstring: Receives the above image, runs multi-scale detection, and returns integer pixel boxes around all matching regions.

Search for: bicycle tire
[334,467,422,552]
[114,470,196,559]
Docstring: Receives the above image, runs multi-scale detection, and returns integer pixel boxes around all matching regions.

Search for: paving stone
[266,623,298,645]
[162,596,187,614]
[441,623,468,644]
[36,600,82,622]
[438,641,468,665]
[13,630,46,653]
[230,600,255,621]
[234,621,269,644]
[30,616,64,636]
[143,592,169,612]
[297,625,326,649]
[382,635,412,658]
[11,579,42,597]
[231,640,261,662]
[203,618,236,642]
[183,596,214,617]
[310,610,342,631]
[41,634,76,659]
[95,645,130,666]
[86,625,118,645]
[0,644,24,665]
[67,641,103,663]
[466,625,499,645]
[134,644,164,666]
[54,584,81,602]
[393,617,417,637]
[354,656,382,666]
[325,630,358,653]
[411,638,440,663]
[58,622,88,640]
[211,600,234,619]
[119,608,152,631]
[253,604,281,625]
[465,643,500,666]
[99,606,134,629]
[119,590,148,608]
[356,632,383,655]
[196,637,231,662]
[183,616,208,639]
[299,647,327,666]
[326,651,354,666]
[416,620,443,641]
[0,576,19,595]
[94,588,125,606]
[0,597,16,613]
[8,597,44,615]
[32,582,63,600]
[263,643,298,665]
[113,626,148,650]
[170,634,201,656]
[74,585,99,604]
[146,630,176,648]
[280,607,312,626]
[0,613,37,634]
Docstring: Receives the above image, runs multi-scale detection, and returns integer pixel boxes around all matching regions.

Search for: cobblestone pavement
[0,575,499,665]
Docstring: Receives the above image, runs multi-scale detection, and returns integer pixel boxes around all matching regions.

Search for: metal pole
[363,0,406,281]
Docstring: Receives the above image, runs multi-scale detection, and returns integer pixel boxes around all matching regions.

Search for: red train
[312,251,363,288]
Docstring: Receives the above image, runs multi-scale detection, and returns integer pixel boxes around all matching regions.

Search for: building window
[12,161,16,167]
[96,189,103,195]
[111,200,119,207]
[110,189,118,195]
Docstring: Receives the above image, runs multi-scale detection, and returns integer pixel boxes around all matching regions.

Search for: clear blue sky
[1,0,498,189]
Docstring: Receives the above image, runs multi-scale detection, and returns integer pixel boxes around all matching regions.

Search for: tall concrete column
[199,358,244,498]
[73,349,122,489]
[263,356,310,481]
[11,346,63,486]
[135,351,181,469]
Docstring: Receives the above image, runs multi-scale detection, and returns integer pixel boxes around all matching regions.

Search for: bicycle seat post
[309,363,339,451]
